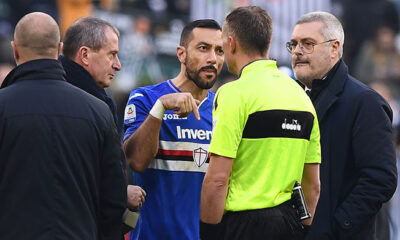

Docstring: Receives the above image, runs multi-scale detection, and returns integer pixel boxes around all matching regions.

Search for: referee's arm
[200,154,233,224]
[301,163,320,226]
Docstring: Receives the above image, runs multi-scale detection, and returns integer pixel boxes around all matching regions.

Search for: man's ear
[177,46,186,64]
[57,42,63,57]
[228,35,236,54]
[77,46,90,66]
[331,40,340,59]
[11,41,19,65]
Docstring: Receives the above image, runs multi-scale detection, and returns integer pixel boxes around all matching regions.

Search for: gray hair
[62,16,119,59]
[297,11,344,58]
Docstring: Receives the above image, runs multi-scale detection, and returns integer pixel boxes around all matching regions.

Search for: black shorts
[218,200,306,240]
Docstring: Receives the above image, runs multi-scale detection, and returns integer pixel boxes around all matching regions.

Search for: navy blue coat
[307,61,397,239]
[0,59,127,240]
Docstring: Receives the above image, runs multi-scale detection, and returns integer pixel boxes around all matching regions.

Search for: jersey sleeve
[123,88,153,142]
[305,111,321,164]
[209,85,246,159]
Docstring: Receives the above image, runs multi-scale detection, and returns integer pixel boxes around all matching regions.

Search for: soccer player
[123,19,224,240]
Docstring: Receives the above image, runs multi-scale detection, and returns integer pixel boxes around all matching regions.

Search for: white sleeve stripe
[148,159,208,172]
[159,140,210,152]
[128,93,144,101]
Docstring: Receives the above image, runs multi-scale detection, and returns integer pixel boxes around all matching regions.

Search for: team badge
[193,147,208,167]
[124,104,136,122]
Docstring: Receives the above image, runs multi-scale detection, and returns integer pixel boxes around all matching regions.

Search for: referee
[200,6,321,240]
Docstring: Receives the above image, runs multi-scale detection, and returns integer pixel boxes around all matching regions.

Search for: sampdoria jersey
[124,79,214,240]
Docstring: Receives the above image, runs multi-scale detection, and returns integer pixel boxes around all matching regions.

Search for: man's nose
[113,55,122,71]
[292,44,303,55]
[206,50,217,65]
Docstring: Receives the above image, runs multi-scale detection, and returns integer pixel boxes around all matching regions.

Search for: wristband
[149,99,166,120]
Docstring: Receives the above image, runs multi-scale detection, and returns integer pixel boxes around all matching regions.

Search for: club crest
[193,147,208,167]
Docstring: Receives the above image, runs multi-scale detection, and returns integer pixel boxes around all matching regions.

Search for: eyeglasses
[286,39,336,54]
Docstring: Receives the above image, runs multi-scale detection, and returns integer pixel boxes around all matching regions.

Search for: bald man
[10,12,62,65]
[0,12,127,240]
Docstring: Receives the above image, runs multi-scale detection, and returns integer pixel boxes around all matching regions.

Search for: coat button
[344,220,350,227]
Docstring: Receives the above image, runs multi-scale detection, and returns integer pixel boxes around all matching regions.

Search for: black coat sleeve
[98,113,127,240]
[334,90,397,233]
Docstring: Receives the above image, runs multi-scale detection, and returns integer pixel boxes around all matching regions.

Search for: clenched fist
[127,185,146,210]
[159,93,201,120]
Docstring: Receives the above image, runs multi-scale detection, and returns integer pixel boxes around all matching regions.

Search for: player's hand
[159,93,201,120]
[127,185,146,210]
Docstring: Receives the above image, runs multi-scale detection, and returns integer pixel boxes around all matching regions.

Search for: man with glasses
[288,11,397,239]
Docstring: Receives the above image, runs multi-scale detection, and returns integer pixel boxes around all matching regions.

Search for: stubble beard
[185,56,218,90]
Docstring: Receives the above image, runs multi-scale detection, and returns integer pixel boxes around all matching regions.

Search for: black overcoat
[307,61,397,239]
[0,59,127,240]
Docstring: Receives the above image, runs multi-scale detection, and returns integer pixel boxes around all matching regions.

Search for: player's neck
[171,73,209,101]
[235,53,265,76]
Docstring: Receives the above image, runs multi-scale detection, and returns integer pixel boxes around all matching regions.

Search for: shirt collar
[238,59,277,78]
[309,59,342,101]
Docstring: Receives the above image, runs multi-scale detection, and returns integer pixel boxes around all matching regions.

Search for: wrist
[149,99,166,120]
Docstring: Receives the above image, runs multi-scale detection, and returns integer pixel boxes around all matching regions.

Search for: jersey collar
[237,59,277,78]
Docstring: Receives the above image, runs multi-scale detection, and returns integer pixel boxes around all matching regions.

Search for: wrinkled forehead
[101,27,119,50]
[291,21,324,42]
[188,27,222,46]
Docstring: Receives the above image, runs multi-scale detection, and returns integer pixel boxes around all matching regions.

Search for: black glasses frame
[286,39,336,54]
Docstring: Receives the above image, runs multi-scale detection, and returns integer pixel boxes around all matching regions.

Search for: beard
[185,55,218,89]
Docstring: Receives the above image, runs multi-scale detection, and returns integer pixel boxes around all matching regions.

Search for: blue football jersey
[124,79,214,240]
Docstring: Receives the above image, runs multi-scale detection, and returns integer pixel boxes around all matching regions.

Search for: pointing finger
[191,99,200,120]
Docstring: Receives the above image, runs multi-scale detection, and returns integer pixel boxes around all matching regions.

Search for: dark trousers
[218,200,305,240]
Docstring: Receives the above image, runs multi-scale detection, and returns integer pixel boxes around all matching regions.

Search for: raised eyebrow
[196,41,211,47]
[215,45,223,50]
[301,38,317,43]
[290,38,315,43]
[196,41,223,50]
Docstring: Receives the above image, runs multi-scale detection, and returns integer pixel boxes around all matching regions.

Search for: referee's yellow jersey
[209,59,321,212]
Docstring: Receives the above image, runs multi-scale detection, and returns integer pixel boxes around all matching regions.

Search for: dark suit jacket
[307,60,397,239]
[0,59,127,240]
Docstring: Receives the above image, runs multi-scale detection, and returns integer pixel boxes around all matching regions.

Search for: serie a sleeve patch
[124,104,136,123]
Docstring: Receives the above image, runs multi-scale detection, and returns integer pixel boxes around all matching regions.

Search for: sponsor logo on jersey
[124,104,136,122]
[193,147,208,167]
[163,113,187,120]
[282,118,301,131]
[176,126,212,140]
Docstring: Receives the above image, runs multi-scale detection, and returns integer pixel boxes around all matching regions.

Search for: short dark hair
[225,6,272,56]
[180,19,221,47]
[62,16,119,59]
